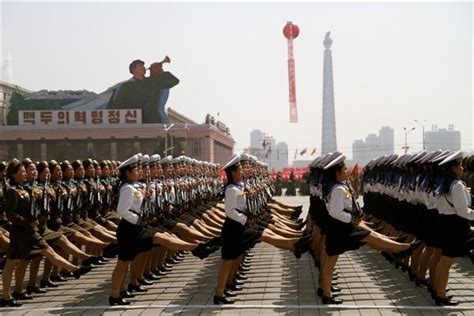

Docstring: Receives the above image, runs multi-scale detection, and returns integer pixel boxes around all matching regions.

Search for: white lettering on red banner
[19,109,142,126]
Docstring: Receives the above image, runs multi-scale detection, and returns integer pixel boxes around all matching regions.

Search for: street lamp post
[403,126,416,154]
[414,120,426,150]
[164,123,175,155]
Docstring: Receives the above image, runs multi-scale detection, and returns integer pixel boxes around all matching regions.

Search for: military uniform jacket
[225,183,248,226]
[326,183,352,224]
[436,180,474,221]
[117,183,144,225]
[5,184,34,229]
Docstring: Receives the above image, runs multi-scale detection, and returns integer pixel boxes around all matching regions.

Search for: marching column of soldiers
[307,150,473,306]
[0,152,305,307]
[213,153,309,304]
[362,150,474,306]
[2,149,470,307]
[306,152,421,304]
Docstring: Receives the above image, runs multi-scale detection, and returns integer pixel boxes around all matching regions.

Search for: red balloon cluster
[283,22,300,39]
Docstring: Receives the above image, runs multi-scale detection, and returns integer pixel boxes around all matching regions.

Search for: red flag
[294,149,298,159]
[310,148,316,156]
[299,148,307,155]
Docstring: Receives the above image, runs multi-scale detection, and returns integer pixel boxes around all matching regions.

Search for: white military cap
[223,154,241,170]
[378,156,389,166]
[365,159,375,169]
[160,155,173,165]
[391,154,407,166]
[365,158,377,168]
[377,155,391,167]
[408,151,427,164]
[399,154,415,167]
[171,157,180,164]
[324,152,346,170]
[309,157,322,168]
[249,155,257,163]
[384,154,399,165]
[439,150,463,166]
[140,154,149,165]
[418,150,442,164]
[431,150,451,163]
[119,155,139,169]
[240,153,250,161]
[320,152,337,168]
[394,154,410,167]
[149,154,161,165]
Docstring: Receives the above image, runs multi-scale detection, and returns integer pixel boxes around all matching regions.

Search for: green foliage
[7,91,62,125]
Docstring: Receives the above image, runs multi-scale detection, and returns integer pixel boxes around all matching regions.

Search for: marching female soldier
[14,161,98,297]
[109,154,216,305]
[432,151,474,305]
[214,154,311,305]
[1,159,90,308]
[72,160,116,244]
[319,152,421,304]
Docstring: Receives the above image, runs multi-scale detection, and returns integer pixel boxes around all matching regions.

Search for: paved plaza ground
[1,196,473,315]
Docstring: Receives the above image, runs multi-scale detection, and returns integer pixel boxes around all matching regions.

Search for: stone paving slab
[1,196,473,315]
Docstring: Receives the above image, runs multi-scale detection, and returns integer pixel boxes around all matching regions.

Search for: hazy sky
[2,1,473,160]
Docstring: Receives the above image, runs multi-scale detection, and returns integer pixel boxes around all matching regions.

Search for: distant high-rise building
[425,125,461,151]
[250,129,264,149]
[352,126,394,165]
[379,126,395,155]
[321,32,337,155]
[247,130,288,171]
[273,142,289,171]
[352,139,367,165]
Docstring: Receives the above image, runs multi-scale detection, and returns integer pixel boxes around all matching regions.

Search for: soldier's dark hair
[61,160,72,173]
[21,158,34,169]
[0,161,6,173]
[49,160,59,172]
[469,156,474,172]
[115,163,136,196]
[223,162,241,191]
[7,158,23,185]
[71,160,83,171]
[82,158,94,169]
[322,163,345,198]
[36,161,49,175]
[325,163,344,182]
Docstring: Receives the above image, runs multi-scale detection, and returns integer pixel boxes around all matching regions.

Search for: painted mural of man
[148,61,171,124]
[108,59,179,123]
